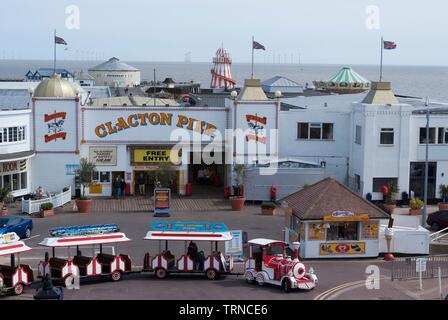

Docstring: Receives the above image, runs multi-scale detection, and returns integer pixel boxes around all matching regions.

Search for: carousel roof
[327,67,370,84]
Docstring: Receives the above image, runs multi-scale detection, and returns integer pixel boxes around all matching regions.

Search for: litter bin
[185,183,193,196]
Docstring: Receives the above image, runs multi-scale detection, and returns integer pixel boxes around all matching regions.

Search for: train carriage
[244,239,318,293]
[37,224,132,287]
[0,233,34,295]
[142,222,234,280]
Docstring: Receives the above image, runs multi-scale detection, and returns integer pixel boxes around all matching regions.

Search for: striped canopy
[327,67,370,84]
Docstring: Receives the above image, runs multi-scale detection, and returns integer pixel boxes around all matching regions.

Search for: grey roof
[193,94,227,108]
[26,68,74,79]
[0,89,31,109]
[89,57,139,72]
[262,76,302,87]
[85,86,111,99]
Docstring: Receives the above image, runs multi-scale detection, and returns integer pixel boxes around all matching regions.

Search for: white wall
[0,109,32,154]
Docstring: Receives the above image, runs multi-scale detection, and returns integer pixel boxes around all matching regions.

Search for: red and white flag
[55,36,68,45]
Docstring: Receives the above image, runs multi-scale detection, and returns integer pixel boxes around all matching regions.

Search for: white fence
[22,187,72,214]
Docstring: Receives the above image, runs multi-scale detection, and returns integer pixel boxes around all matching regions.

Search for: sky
[0,0,447,66]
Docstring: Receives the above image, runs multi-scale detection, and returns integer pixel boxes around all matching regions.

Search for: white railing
[22,186,72,214]
[430,227,448,243]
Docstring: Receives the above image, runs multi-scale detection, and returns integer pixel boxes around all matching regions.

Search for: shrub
[385,182,399,205]
[440,184,448,203]
[410,198,424,210]
[261,202,277,210]
[40,202,54,211]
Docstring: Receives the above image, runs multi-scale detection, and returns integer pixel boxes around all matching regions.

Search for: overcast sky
[0,0,447,65]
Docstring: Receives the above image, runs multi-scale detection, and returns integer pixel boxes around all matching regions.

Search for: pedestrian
[138,173,145,195]
[121,179,126,199]
[113,176,122,200]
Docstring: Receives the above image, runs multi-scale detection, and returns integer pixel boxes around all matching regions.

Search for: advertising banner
[320,242,366,255]
[153,188,171,217]
[89,146,117,166]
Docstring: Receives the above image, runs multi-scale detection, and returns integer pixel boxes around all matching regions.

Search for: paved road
[0,206,424,300]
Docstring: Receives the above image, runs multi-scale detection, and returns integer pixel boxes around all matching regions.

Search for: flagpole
[251,36,254,79]
[380,36,383,82]
[54,29,57,74]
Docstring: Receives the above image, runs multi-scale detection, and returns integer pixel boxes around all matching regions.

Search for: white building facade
[0,77,447,202]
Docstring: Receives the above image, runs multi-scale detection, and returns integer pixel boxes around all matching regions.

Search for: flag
[383,40,397,50]
[253,41,266,51]
[55,36,67,45]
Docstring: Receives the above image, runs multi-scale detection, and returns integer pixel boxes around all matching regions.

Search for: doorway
[409,162,437,199]
[134,170,179,196]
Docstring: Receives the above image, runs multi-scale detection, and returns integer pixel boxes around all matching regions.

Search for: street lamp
[423,96,430,227]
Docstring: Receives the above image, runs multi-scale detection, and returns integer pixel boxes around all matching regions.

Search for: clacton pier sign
[82,107,227,143]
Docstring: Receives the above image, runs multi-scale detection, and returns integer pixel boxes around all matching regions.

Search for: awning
[0,150,35,162]
[0,241,32,256]
[38,232,131,247]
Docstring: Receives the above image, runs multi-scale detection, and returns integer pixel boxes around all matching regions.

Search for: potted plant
[409,198,424,216]
[75,158,96,214]
[40,202,54,218]
[229,164,246,211]
[384,182,399,214]
[438,184,448,211]
[0,187,11,216]
[261,202,277,216]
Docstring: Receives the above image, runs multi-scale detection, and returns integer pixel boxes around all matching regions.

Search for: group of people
[113,176,127,200]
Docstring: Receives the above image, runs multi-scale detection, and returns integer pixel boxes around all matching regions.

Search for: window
[438,128,448,144]
[355,174,361,192]
[326,222,359,241]
[297,123,309,139]
[420,127,436,144]
[20,172,27,190]
[0,126,26,144]
[372,177,398,193]
[100,172,111,183]
[297,122,334,140]
[355,125,362,145]
[380,128,394,145]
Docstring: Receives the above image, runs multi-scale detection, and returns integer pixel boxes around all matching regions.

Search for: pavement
[1,199,447,300]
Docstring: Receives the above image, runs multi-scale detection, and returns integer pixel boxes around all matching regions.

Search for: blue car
[0,216,33,239]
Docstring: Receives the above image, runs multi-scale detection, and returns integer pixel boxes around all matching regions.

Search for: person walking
[138,173,146,195]
[113,176,122,200]
[120,179,127,199]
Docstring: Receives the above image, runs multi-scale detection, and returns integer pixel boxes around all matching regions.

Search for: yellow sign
[308,223,326,241]
[323,212,369,222]
[361,221,379,239]
[134,149,179,164]
[89,184,103,194]
[320,242,366,255]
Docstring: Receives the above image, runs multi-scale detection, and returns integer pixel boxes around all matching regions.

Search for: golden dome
[34,74,78,98]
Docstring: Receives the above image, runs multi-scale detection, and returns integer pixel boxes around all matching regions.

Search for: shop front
[131,147,182,195]
[282,178,390,259]
[0,155,33,198]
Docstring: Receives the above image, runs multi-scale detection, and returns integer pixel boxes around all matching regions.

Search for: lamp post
[423,96,430,227]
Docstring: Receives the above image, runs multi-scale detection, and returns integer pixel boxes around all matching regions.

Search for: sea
[1,60,447,102]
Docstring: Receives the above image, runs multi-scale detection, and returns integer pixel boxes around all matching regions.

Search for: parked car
[0,216,33,239]
[427,211,448,231]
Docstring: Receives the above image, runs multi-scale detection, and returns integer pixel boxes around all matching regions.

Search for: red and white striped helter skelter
[210,46,236,90]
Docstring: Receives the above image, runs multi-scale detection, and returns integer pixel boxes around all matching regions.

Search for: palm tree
[76,158,97,199]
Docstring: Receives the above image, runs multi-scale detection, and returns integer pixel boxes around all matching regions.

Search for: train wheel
[155,268,167,279]
[14,283,24,295]
[206,269,218,280]
[111,271,122,281]
[245,271,255,284]
[282,279,292,293]
[256,273,265,286]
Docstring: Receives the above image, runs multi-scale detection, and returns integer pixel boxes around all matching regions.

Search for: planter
[0,207,8,216]
[40,209,54,218]
[229,196,245,211]
[409,209,423,216]
[385,204,396,214]
[261,208,276,216]
[75,199,93,214]
[438,203,448,211]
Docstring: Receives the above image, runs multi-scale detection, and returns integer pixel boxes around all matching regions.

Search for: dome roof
[34,74,78,98]
[327,67,370,84]
[89,57,139,72]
